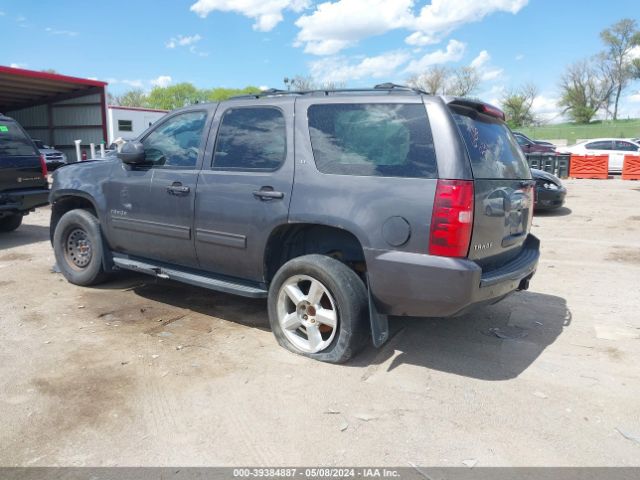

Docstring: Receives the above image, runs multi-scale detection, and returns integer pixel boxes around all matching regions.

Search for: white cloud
[471,50,490,69]
[480,68,504,81]
[190,0,309,31]
[166,34,209,56]
[259,85,270,91]
[408,0,528,45]
[469,50,504,81]
[166,34,202,49]
[45,27,78,36]
[151,75,173,88]
[295,0,528,55]
[532,94,563,123]
[404,39,466,74]
[515,53,524,61]
[310,50,411,83]
[9,63,27,69]
[295,0,413,55]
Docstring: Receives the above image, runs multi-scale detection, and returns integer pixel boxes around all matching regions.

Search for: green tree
[204,86,262,101]
[501,84,538,128]
[115,89,148,108]
[600,18,640,120]
[146,82,205,110]
[558,60,614,124]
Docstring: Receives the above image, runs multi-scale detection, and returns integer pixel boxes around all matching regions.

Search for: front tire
[268,254,369,363]
[53,209,107,286]
[0,214,23,233]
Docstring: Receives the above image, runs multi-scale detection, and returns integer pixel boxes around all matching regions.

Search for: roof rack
[229,83,429,100]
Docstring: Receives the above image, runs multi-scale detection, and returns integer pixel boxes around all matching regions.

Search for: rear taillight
[429,179,474,258]
[39,154,48,178]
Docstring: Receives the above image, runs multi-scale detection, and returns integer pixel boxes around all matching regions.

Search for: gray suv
[49,85,539,363]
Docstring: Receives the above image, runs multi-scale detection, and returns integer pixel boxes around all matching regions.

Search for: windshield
[0,121,38,156]
[451,106,531,179]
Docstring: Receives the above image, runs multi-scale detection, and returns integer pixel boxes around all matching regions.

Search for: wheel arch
[50,191,100,243]
[263,222,368,284]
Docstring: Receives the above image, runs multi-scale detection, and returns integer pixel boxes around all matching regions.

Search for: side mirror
[118,141,146,165]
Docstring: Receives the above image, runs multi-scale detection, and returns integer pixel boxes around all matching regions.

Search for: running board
[112,256,268,298]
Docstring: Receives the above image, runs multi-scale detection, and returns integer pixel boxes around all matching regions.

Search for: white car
[558,138,640,173]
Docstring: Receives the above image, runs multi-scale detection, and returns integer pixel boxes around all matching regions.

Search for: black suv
[49,86,540,363]
[0,114,49,232]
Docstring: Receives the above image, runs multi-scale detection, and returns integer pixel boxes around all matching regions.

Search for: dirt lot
[1,179,639,467]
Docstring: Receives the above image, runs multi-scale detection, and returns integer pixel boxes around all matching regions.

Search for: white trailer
[107,105,167,144]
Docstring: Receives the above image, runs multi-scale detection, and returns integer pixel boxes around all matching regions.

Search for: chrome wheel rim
[276,275,338,353]
[64,228,92,269]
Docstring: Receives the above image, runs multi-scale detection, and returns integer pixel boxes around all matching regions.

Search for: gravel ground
[0,179,639,467]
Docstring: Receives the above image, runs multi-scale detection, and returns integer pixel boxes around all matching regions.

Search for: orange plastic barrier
[569,155,609,179]
[622,155,640,180]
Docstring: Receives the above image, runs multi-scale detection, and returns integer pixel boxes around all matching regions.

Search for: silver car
[33,139,67,168]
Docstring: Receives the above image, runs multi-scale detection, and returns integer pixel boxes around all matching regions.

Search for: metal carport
[0,66,108,162]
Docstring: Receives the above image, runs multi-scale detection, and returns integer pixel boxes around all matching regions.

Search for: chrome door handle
[167,183,190,196]
[253,189,284,200]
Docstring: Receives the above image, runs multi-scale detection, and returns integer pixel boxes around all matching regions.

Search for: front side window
[585,141,612,151]
[0,121,38,156]
[307,103,437,178]
[142,111,207,168]
[212,107,286,171]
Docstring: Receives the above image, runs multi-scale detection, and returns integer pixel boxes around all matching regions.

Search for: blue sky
[1,0,639,120]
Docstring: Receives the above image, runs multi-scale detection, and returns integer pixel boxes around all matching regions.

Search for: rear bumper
[0,188,50,216]
[365,234,540,317]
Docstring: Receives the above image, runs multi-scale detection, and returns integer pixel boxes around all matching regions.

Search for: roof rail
[229,83,429,100]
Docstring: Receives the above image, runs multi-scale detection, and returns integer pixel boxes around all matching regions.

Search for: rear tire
[53,209,108,286]
[0,214,23,233]
[268,254,369,363]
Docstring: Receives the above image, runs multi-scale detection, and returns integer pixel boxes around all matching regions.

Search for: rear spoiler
[443,97,506,121]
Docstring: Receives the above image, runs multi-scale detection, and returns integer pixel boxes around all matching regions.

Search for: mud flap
[367,274,389,347]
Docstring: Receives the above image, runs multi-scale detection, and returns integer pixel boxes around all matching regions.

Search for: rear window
[0,121,38,157]
[452,107,530,179]
[308,103,437,178]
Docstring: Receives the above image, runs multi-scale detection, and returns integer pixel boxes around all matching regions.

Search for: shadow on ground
[352,290,570,380]
[89,271,569,380]
[0,224,49,250]
[103,273,270,331]
[535,206,572,217]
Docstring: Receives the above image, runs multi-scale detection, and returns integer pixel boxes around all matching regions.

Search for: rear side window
[452,107,530,179]
[213,107,286,171]
[614,140,638,152]
[307,103,437,178]
[0,121,38,156]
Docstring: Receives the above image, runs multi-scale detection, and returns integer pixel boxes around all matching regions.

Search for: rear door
[194,100,293,282]
[612,140,639,172]
[450,105,534,268]
[0,119,46,192]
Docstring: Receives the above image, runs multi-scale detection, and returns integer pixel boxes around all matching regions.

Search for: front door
[194,101,294,282]
[106,109,211,268]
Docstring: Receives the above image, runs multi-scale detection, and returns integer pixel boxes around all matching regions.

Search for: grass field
[519,119,640,144]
